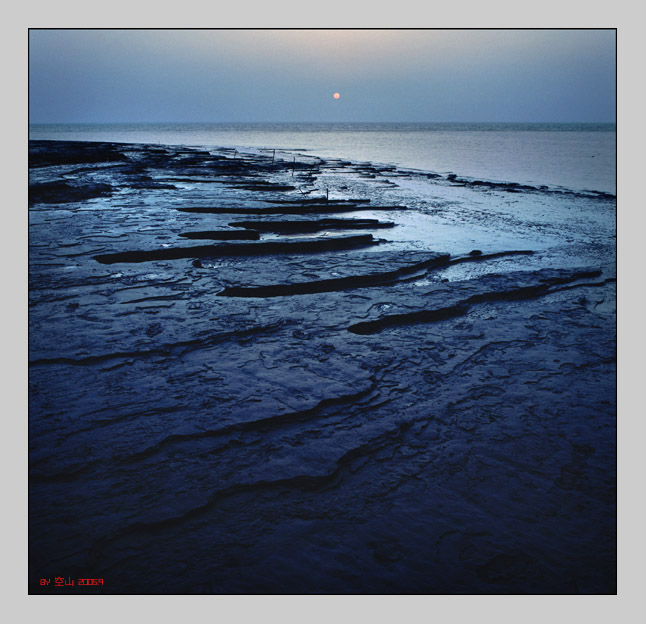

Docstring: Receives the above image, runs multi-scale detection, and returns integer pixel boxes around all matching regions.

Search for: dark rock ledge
[176,204,407,215]
[92,234,380,264]
[178,230,261,241]
[348,269,605,334]
[217,250,534,298]
[229,218,396,234]
[218,253,450,297]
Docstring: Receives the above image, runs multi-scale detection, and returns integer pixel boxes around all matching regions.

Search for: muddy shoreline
[29,140,616,594]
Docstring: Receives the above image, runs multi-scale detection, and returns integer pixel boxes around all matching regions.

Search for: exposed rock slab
[230,218,396,234]
[92,234,380,264]
[179,230,260,241]
[176,205,407,215]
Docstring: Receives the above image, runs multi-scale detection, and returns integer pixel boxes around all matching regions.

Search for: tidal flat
[28,140,616,594]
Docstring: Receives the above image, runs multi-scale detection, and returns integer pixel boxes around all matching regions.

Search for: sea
[29,122,616,195]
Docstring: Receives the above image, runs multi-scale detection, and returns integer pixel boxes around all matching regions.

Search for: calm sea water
[29,122,616,194]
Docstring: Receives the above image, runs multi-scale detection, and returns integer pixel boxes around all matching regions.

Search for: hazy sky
[29,29,616,123]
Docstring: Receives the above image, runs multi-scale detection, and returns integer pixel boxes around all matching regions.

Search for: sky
[29,29,616,124]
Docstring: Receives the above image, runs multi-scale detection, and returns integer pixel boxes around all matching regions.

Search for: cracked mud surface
[29,140,616,594]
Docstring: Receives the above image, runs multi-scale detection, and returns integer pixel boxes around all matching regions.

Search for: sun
[333,92,340,99]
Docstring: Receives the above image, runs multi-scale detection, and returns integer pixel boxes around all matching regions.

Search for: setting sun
[333,92,340,99]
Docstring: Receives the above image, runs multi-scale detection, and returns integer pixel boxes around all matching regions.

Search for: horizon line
[29,120,617,125]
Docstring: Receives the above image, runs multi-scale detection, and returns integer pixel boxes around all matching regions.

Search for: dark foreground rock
[28,140,616,595]
[29,180,113,204]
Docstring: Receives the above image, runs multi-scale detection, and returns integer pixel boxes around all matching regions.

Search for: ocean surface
[29,122,616,195]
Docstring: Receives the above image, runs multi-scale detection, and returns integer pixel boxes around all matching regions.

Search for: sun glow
[333,92,340,99]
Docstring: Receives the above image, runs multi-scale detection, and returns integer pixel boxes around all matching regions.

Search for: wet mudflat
[29,140,616,594]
